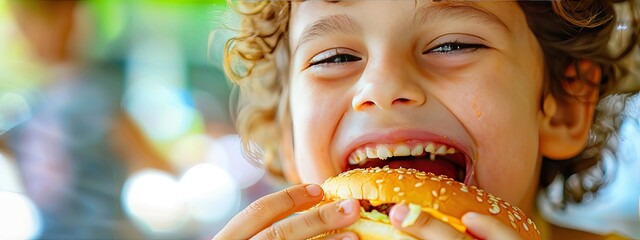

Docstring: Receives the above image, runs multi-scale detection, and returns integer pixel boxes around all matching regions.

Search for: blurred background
[1,0,639,239]
[0,0,284,239]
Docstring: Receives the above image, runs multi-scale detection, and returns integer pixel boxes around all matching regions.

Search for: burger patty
[359,199,395,215]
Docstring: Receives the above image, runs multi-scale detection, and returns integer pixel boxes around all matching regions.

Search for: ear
[539,60,601,160]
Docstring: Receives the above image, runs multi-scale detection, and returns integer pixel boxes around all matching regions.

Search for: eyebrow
[414,2,510,33]
[294,14,361,53]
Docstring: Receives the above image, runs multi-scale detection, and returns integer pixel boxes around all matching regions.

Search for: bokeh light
[169,134,213,172]
[0,191,41,240]
[0,153,23,193]
[125,83,197,142]
[208,134,265,189]
[122,169,189,234]
[179,163,239,223]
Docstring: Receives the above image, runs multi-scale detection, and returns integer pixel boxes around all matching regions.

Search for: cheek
[455,65,541,205]
[289,79,347,183]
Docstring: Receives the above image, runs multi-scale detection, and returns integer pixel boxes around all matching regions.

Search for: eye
[309,49,362,67]
[310,54,361,66]
[423,41,487,54]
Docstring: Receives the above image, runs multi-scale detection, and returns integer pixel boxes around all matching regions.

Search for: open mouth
[345,141,472,183]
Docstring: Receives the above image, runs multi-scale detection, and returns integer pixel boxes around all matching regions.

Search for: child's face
[287,1,545,211]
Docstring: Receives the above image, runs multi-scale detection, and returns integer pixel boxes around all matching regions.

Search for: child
[215,0,639,239]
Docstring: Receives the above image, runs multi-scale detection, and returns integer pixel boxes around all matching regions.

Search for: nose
[352,63,426,111]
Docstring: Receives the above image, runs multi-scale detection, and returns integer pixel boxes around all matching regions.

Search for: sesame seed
[476,196,483,203]
[415,182,423,187]
[394,187,401,192]
[398,192,405,196]
[398,175,404,180]
[440,187,446,195]
[489,204,500,215]
[523,222,529,231]
[514,213,522,221]
[527,218,534,225]
[446,181,452,185]
[434,203,439,210]
[510,222,517,230]
[376,179,384,184]
[375,168,382,173]
[501,203,507,209]
[460,186,468,192]
[432,190,438,197]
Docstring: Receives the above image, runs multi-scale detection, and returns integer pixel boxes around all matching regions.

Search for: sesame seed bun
[315,167,540,240]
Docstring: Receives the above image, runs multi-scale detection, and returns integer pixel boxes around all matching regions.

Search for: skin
[287,1,545,209]
[217,1,601,239]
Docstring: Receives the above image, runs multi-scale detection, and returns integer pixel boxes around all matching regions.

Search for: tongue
[356,156,458,179]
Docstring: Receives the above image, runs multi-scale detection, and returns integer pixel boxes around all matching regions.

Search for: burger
[313,166,540,240]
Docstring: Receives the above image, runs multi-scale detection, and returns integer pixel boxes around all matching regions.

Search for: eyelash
[309,53,362,67]
[424,41,487,54]
[308,41,485,67]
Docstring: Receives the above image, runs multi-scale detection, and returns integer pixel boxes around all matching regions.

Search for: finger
[462,212,521,240]
[252,198,360,240]
[389,203,472,240]
[215,184,324,240]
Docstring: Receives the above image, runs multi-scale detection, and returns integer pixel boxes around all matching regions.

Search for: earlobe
[539,60,601,160]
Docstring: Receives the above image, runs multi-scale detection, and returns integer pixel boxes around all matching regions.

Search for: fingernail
[391,204,409,222]
[338,199,356,214]
[305,184,322,197]
[462,212,479,223]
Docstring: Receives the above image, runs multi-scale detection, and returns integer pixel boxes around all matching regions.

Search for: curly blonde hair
[223,0,640,203]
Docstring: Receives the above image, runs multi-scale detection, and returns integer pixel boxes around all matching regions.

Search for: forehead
[289,1,523,47]
[291,1,520,23]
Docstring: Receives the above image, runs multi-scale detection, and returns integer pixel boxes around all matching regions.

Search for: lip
[339,129,475,184]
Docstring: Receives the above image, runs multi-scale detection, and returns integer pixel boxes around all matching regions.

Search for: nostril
[393,98,412,105]
[362,101,375,107]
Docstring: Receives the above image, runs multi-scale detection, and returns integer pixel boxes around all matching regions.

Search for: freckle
[471,97,483,119]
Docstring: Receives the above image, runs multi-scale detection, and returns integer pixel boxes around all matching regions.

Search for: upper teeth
[348,142,457,165]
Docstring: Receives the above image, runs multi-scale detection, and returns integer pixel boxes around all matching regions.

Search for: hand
[214,184,361,240]
[389,203,521,240]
